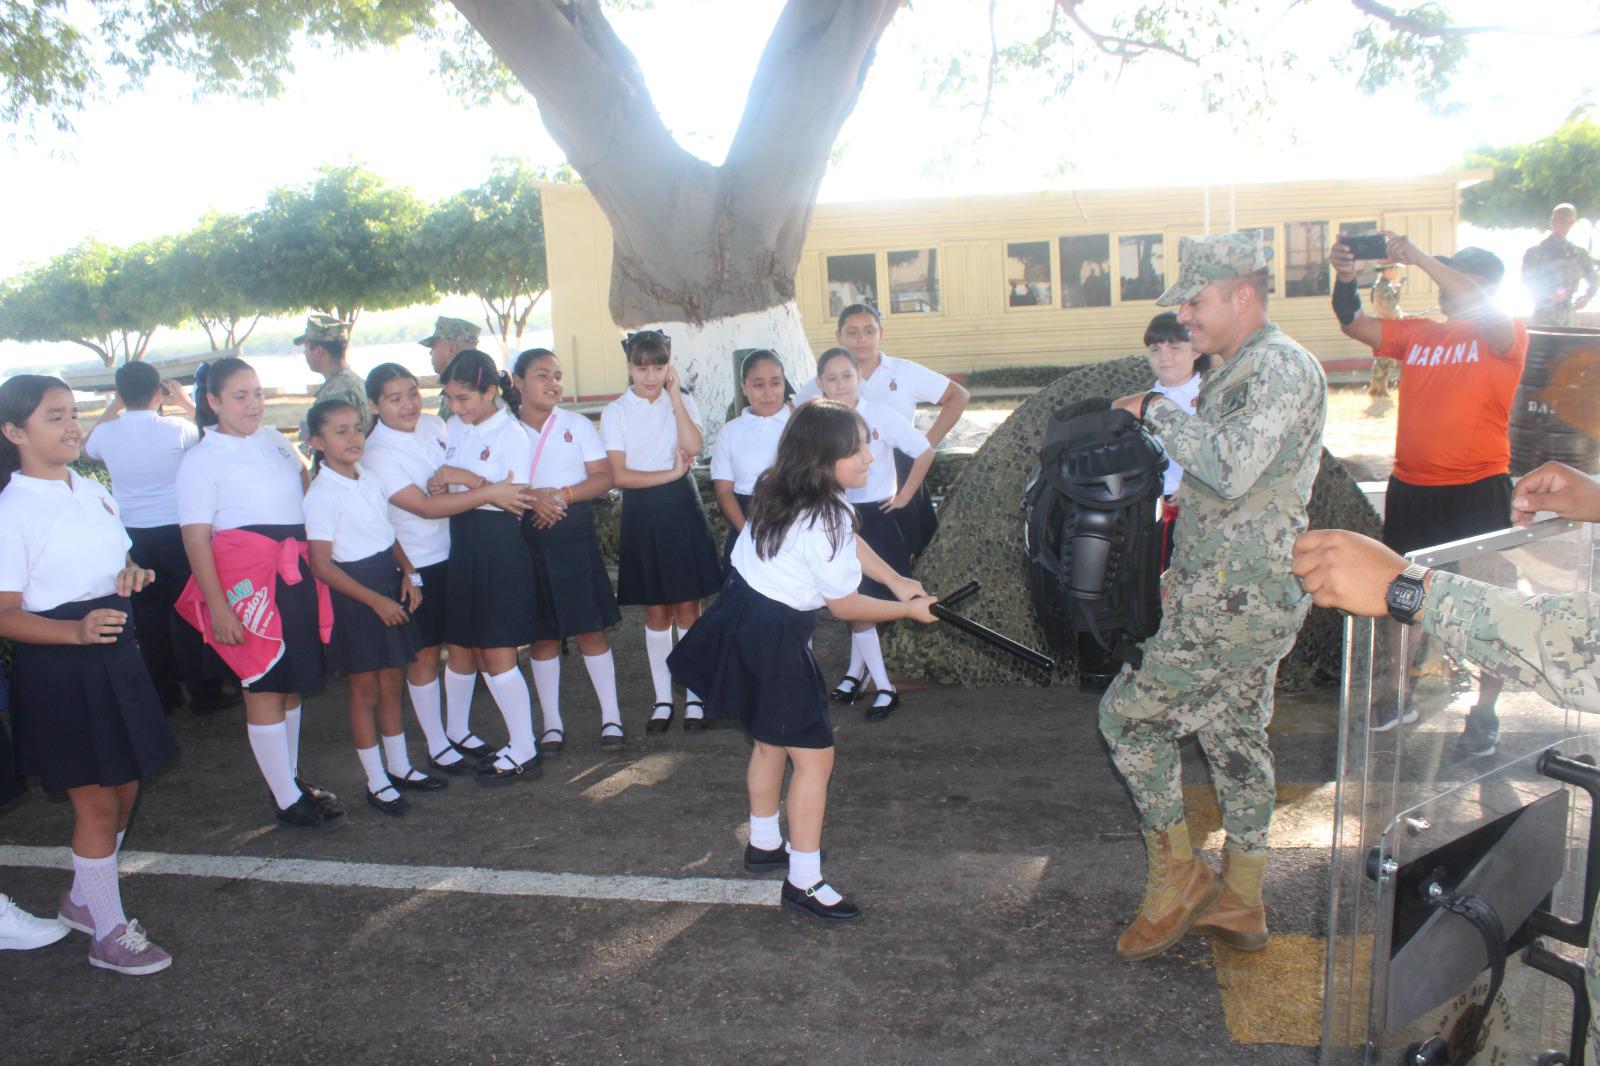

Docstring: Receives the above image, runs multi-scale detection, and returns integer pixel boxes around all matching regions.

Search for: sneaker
[86,919,171,975]
[275,793,347,832]
[1369,702,1419,732]
[1453,720,1500,759]
[57,892,93,934]
[0,894,70,951]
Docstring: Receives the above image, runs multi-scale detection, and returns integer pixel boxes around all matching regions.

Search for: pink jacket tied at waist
[176,529,333,687]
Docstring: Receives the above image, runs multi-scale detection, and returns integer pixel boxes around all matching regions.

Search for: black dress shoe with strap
[863,690,900,722]
[366,786,411,817]
[830,673,867,704]
[599,724,626,750]
[644,703,674,734]
[475,752,541,784]
[389,768,448,792]
[780,880,862,922]
[682,701,706,732]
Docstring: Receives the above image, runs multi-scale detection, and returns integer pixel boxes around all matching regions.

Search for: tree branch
[1348,0,1600,37]
[67,336,111,366]
[1055,0,1199,65]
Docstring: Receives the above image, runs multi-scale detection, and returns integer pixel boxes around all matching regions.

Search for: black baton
[927,582,1054,671]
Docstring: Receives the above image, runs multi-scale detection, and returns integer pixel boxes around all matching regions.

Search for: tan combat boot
[1115,822,1223,961]
[1189,849,1269,951]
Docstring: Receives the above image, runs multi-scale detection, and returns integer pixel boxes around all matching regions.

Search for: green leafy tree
[418,158,574,359]
[170,211,277,352]
[247,164,434,332]
[0,237,180,364]
[1461,116,1600,230]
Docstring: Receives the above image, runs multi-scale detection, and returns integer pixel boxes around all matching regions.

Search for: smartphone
[1343,233,1389,260]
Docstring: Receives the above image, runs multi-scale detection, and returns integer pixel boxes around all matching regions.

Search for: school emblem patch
[888,379,898,391]
[563,430,573,443]
[276,446,292,460]
[479,447,491,461]
[871,427,880,440]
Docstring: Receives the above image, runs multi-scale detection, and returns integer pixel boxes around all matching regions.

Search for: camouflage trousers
[1097,596,1307,856]
[1588,908,1600,1066]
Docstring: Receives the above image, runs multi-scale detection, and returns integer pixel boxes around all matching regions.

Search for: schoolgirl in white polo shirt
[711,349,791,574]
[303,399,446,816]
[668,399,939,922]
[795,304,970,557]
[511,349,625,751]
[0,375,176,974]
[814,348,934,722]
[176,357,344,832]
[361,363,536,774]
[429,349,541,782]
[599,331,723,734]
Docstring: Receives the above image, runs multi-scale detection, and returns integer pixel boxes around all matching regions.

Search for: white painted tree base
[636,302,815,444]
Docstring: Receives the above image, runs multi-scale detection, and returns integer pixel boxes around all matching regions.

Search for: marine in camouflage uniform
[295,314,371,441]
[1367,265,1404,397]
[420,315,481,420]
[1522,204,1597,327]
[1099,231,1327,961]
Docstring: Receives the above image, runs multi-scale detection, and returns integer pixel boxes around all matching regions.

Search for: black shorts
[1383,473,1513,556]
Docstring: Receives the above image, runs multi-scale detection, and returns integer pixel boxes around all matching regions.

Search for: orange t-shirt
[1376,317,1527,486]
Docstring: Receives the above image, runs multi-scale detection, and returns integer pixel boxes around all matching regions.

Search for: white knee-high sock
[787,848,843,905]
[380,732,415,778]
[584,651,623,729]
[644,627,673,707]
[406,679,450,757]
[247,721,304,809]
[72,852,127,940]
[484,667,536,762]
[530,657,563,736]
[356,745,391,795]
[443,668,477,744]
[284,702,303,776]
[854,627,892,693]
[846,637,865,681]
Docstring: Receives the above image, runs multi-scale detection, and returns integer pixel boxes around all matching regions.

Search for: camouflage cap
[1156,231,1274,307]
[294,313,350,346]
[419,316,480,347]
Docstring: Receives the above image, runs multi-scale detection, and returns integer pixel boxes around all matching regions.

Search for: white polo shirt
[176,427,306,531]
[362,415,451,567]
[711,406,791,494]
[796,353,952,424]
[0,470,131,612]
[304,466,398,563]
[521,407,606,490]
[82,409,199,529]
[1151,373,1201,497]
[443,405,535,512]
[731,506,861,611]
[850,398,931,505]
[599,388,704,472]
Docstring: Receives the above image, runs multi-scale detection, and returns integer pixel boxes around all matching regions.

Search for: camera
[1342,233,1389,260]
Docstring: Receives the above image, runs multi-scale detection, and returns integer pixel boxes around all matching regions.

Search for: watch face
[1389,582,1424,613]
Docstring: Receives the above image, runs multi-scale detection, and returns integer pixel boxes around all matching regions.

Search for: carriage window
[1286,221,1331,298]
[1118,234,1165,302]
[1241,226,1278,293]
[1005,241,1053,307]
[1340,219,1381,288]
[826,254,878,318]
[1060,235,1112,308]
[887,248,940,314]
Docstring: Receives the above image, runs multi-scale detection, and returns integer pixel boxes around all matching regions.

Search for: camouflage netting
[884,354,1383,691]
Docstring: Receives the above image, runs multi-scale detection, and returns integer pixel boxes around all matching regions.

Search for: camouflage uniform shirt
[301,366,373,442]
[1522,235,1598,327]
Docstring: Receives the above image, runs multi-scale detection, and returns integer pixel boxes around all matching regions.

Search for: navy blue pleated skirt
[410,559,449,648]
[892,449,939,556]
[446,509,536,649]
[10,594,177,793]
[521,500,621,640]
[856,499,912,600]
[0,667,24,805]
[667,572,833,749]
[721,492,754,576]
[616,475,723,607]
[326,548,419,674]
[240,524,326,697]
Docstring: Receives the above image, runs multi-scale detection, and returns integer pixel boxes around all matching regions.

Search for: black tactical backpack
[1022,397,1168,680]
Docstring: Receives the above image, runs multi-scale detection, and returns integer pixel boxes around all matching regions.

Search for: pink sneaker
[87,919,172,975]
[57,892,93,934]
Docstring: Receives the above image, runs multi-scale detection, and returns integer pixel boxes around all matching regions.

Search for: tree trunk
[451,0,899,433]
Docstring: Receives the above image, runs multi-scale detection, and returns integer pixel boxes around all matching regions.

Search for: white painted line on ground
[0,845,781,908]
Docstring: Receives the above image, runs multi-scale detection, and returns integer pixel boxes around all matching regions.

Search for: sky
[1,0,1595,375]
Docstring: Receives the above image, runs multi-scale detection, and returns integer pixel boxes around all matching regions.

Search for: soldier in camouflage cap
[1100,230,1326,962]
[1522,204,1597,327]
[420,316,481,376]
[296,313,371,439]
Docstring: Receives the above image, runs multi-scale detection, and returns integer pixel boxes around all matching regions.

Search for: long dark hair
[194,356,254,439]
[440,349,518,416]
[740,348,794,406]
[0,374,71,491]
[365,362,417,404]
[621,330,671,367]
[746,399,865,561]
[304,398,358,476]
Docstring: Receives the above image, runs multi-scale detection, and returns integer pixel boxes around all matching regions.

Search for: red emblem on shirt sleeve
[564,430,573,443]
[889,379,898,391]
[480,447,491,461]
[871,428,879,440]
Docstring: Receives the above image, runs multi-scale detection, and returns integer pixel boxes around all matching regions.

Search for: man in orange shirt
[1330,235,1526,756]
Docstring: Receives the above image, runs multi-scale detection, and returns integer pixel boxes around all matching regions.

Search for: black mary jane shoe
[296,777,338,804]
[780,880,862,923]
[389,768,448,792]
[475,752,542,784]
[744,842,788,873]
[644,703,675,735]
[450,733,495,761]
[537,729,565,755]
[427,748,473,775]
[365,786,411,817]
[682,702,707,733]
[830,672,867,705]
[863,690,901,722]
[599,725,627,750]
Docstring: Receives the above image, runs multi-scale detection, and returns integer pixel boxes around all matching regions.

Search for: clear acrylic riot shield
[1322,517,1599,1066]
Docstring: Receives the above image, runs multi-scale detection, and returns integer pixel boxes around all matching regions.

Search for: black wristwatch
[1385,562,1429,625]
[1138,391,1159,424]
